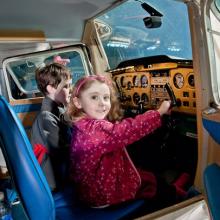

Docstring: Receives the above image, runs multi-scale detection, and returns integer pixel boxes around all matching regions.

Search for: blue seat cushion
[53,187,145,220]
[203,119,220,144]
[204,163,220,220]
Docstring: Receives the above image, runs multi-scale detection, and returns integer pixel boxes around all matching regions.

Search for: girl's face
[75,81,111,120]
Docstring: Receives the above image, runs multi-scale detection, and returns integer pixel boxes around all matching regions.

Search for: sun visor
[0,30,45,42]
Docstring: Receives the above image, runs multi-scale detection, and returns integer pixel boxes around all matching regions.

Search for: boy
[31,62,72,190]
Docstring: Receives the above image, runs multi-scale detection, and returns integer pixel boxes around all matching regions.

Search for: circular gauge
[173,73,184,89]
[133,76,139,87]
[141,93,149,105]
[141,75,148,88]
[133,92,140,105]
[120,76,126,88]
[188,74,195,87]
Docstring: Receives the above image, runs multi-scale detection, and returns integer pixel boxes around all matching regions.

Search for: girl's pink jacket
[70,110,162,207]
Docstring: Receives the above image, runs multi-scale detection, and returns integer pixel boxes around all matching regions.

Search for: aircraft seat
[203,163,220,220]
[0,95,145,220]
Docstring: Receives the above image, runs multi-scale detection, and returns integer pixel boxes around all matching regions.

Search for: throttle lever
[165,83,177,107]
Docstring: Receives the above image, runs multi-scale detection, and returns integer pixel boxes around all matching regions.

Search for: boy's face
[75,81,111,120]
[47,78,72,106]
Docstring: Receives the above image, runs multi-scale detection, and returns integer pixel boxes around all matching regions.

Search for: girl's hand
[157,100,171,116]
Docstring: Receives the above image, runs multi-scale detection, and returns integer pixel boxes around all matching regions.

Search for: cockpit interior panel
[111,60,195,115]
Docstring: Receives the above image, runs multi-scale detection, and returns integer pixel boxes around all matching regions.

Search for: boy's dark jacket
[31,97,71,190]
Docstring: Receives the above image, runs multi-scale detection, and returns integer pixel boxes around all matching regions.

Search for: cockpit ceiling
[0,0,125,41]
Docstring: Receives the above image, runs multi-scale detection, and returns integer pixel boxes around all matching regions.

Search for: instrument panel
[111,62,196,115]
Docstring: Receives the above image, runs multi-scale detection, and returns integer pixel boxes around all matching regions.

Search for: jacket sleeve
[87,110,162,153]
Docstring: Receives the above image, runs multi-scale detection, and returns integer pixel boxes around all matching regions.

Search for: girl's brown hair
[66,75,123,122]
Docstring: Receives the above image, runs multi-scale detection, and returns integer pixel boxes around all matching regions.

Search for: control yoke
[165,83,177,107]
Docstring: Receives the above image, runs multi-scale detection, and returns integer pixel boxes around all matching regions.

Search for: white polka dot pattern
[70,110,161,206]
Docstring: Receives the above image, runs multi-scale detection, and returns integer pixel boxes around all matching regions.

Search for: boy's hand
[157,100,171,116]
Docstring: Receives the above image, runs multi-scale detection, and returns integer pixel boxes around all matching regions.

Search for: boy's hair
[36,63,71,96]
[66,75,123,122]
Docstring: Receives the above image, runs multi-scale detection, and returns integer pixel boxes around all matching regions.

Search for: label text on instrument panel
[151,77,170,85]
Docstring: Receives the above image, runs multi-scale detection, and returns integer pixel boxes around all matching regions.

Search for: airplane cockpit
[107,55,198,195]
[0,0,220,219]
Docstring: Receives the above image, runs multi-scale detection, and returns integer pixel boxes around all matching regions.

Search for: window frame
[205,0,220,105]
[2,45,91,100]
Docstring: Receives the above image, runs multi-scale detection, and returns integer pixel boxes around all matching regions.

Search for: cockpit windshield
[96,0,192,69]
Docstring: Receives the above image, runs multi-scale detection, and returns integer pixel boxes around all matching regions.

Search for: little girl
[66,75,189,208]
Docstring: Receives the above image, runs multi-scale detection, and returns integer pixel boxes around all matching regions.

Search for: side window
[44,51,86,84]
[207,0,220,105]
[6,61,40,99]
[4,48,88,100]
